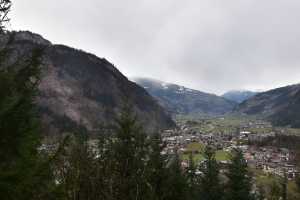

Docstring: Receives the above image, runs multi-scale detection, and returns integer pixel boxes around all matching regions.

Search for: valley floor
[162,115,300,198]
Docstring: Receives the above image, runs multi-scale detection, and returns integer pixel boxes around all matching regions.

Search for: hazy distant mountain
[222,90,258,103]
[133,78,236,116]
[0,31,175,135]
[235,84,300,128]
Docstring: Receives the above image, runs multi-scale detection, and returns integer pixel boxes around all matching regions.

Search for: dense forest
[0,1,300,200]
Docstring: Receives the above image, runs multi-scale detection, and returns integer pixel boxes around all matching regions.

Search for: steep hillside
[133,78,236,116]
[0,31,175,135]
[222,90,258,103]
[235,84,300,128]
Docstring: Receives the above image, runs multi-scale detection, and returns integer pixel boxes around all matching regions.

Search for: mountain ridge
[235,83,300,128]
[133,77,236,116]
[0,31,175,135]
[222,90,258,103]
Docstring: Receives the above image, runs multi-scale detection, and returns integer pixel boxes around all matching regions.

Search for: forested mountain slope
[0,31,175,135]
[235,84,300,128]
[133,77,236,116]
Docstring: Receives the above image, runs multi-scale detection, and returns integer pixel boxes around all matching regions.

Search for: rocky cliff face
[0,31,175,135]
[235,84,300,128]
[133,77,236,116]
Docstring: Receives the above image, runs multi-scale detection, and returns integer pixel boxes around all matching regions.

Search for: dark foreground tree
[146,133,169,200]
[185,153,200,200]
[225,149,253,200]
[54,133,99,200]
[269,180,281,200]
[164,152,187,200]
[111,107,150,200]
[51,106,192,200]
[0,43,57,199]
[0,3,60,198]
[200,146,223,200]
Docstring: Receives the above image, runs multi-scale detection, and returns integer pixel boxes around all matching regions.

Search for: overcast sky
[10,0,300,94]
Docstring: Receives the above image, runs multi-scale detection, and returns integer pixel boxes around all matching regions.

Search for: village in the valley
[162,117,300,180]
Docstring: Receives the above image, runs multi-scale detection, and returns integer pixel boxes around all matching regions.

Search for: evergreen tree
[165,152,187,200]
[94,131,115,200]
[185,153,199,200]
[269,180,281,200]
[225,148,253,200]
[109,106,150,200]
[0,40,55,199]
[199,145,223,200]
[55,133,99,200]
[0,6,58,196]
[0,4,60,198]
[146,132,169,200]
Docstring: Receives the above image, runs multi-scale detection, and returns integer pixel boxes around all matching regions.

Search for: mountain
[132,78,236,116]
[0,31,175,135]
[222,90,258,103]
[235,84,300,128]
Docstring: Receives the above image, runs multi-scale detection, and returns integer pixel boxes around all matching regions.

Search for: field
[182,142,230,162]
[176,114,258,134]
[176,114,300,136]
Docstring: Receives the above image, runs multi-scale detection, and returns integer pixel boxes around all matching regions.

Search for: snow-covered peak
[161,82,169,89]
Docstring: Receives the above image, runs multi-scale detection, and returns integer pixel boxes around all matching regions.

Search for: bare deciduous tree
[0,0,11,32]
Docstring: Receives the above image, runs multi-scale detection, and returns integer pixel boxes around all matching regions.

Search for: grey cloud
[11,0,300,94]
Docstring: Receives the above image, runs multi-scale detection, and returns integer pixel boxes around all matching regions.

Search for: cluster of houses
[162,120,299,180]
[245,146,298,179]
[39,118,299,180]
[240,120,273,129]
